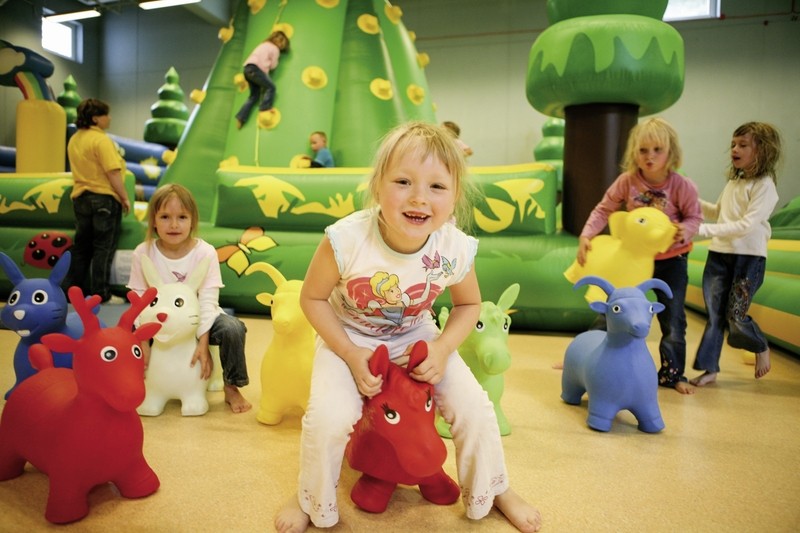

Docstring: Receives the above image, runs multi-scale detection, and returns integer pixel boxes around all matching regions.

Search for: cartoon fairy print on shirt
[344,268,443,334]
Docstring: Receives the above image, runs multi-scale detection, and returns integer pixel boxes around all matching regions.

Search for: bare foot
[674,381,696,395]
[690,371,717,387]
[755,349,771,379]
[494,488,541,533]
[275,496,310,533]
[224,385,252,413]
[552,361,564,370]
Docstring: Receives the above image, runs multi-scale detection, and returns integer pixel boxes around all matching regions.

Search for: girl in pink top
[577,118,702,394]
[235,31,289,129]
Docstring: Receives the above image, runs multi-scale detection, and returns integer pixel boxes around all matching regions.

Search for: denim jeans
[587,255,689,387]
[693,251,767,373]
[210,313,249,387]
[653,255,689,387]
[235,63,275,125]
[63,192,122,301]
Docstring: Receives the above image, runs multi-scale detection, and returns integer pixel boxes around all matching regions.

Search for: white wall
[400,0,800,204]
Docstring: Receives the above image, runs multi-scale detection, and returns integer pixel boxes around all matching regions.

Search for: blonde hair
[370,272,399,299]
[144,184,199,243]
[728,122,782,183]
[366,121,476,231]
[621,117,682,175]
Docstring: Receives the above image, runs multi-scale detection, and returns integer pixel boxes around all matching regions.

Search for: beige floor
[0,309,799,532]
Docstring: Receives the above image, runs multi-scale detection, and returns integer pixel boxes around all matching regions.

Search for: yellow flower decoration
[406,84,425,105]
[316,0,339,7]
[233,73,247,92]
[273,22,294,39]
[162,149,177,165]
[257,108,281,129]
[302,66,328,89]
[370,78,393,100]
[385,5,402,24]
[248,0,266,15]
[416,52,430,68]
[220,156,240,169]
[357,14,379,34]
[290,155,312,168]
[218,24,234,43]
[190,89,206,104]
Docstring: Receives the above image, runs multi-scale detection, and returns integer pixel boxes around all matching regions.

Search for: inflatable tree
[526,0,684,234]
[56,75,81,125]
[143,66,189,148]
[533,117,565,195]
[160,0,435,220]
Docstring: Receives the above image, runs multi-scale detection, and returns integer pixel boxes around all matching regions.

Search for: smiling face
[376,149,456,254]
[153,195,194,255]
[731,132,757,173]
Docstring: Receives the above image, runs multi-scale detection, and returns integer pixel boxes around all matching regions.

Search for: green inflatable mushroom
[526,0,684,234]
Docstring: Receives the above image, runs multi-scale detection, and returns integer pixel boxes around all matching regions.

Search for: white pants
[297,322,510,527]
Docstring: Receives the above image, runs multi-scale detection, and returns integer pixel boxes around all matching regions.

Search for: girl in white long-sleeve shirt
[691,122,782,386]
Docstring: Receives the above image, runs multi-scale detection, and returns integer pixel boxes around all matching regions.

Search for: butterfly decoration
[216,226,278,276]
[422,251,440,272]
[441,256,456,277]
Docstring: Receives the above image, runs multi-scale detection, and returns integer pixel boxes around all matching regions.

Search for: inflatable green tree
[143,66,189,148]
[56,75,81,125]
[526,0,684,234]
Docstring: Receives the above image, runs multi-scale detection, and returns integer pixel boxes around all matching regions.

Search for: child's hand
[409,340,448,385]
[673,223,686,243]
[191,345,213,381]
[346,346,383,398]
[577,236,592,266]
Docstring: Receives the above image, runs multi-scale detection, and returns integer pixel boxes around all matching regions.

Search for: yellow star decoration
[140,157,162,180]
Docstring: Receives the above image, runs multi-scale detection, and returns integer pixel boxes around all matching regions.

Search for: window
[664,0,721,21]
[41,17,84,62]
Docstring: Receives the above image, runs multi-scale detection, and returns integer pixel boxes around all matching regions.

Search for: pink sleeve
[580,174,630,238]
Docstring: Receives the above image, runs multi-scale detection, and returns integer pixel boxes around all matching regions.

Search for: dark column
[561,103,639,235]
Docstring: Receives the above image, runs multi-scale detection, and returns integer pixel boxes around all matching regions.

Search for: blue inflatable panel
[109,134,170,166]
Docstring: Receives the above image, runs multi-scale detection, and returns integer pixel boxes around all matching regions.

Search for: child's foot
[755,349,771,379]
[494,488,541,533]
[552,361,564,370]
[690,371,717,387]
[224,385,252,413]
[275,496,310,533]
[674,381,696,395]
